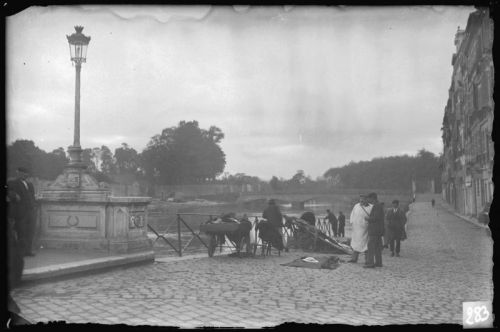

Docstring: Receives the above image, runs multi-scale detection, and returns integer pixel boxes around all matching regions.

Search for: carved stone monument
[37,26,153,258]
[38,167,153,254]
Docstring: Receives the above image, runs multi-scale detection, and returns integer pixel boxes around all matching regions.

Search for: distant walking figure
[337,211,346,237]
[431,199,435,207]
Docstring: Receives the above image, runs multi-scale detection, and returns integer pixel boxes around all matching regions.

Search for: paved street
[12,198,493,327]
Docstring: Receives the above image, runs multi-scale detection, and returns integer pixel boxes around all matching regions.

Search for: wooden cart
[199,221,252,257]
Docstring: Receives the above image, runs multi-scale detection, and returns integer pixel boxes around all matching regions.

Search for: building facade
[441,8,494,217]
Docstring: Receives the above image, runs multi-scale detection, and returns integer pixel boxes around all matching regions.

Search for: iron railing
[148,213,302,257]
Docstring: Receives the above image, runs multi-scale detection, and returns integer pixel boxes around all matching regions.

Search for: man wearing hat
[8,167,37,256]
[385,199,407,257]
[364,192,385,268]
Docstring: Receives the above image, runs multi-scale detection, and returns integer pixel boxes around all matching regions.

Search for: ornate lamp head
[66,26,91,63]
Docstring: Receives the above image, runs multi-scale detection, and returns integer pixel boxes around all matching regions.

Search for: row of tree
[321,149,442,192]
[7,121,227,185]
[266,150,442,193]
[7,120,442,193]
[6,140,69,180]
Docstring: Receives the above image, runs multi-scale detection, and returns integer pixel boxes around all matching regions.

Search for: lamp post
[38,25,152,256]
[66,26,91,168]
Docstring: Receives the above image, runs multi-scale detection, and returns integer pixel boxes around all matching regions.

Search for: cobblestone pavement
[12,199,493,327]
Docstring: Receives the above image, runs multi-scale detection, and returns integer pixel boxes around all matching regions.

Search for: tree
[114,143,139,175]
[7,140,43,178]
[140,120,226,184]
[414,149,441,192]
[290,170,307,185]
[81,148,97,173]
[323,150,441,191]
[269,176,281,191]
[43,148,69,179]
[100,146,115,175]
[7,140,70,180]
[205,126,225,144]
[91,147,103,171]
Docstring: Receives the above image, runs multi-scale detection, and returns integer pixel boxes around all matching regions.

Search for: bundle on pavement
[281,255,342,270]
[288,218,352,255]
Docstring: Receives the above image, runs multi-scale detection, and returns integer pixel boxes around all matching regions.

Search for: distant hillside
[324,149,441,192]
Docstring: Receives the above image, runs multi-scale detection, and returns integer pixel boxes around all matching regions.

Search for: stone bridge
[237,193,330,208]
[237,189,412,209]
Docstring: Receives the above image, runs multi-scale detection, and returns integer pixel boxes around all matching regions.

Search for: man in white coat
[348,195,372,263]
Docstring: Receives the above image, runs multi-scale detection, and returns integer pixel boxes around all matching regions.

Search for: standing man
[348,195,372,263]
[337,211,346,237]
[7,167,37,256]
[324,209,338,237]
[385,200,407,257]
[364,192,384,268]
[6,189,30,325]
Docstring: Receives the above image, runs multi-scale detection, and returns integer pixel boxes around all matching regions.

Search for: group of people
[254,194,409,262]
[349,193,407,268]
[261,200,334,252]
[324,209,346,237]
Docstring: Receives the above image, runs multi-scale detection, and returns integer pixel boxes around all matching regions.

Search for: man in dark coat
[7,167,37,256]
[337,211,346,237]
[364,192,384,268]
[324,209,338,237]
[261,199,285,251]
[262,199,283,229]
[7,189,30,325]
[385,200,407,257]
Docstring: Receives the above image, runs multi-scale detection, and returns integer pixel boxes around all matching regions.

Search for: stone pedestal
[105,197,152,253]
[38,167,153,254]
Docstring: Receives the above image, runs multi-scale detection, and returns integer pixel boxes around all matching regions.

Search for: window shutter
[479,73,490,109]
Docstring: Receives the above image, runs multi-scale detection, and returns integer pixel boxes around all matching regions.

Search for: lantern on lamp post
[66,26,91,168]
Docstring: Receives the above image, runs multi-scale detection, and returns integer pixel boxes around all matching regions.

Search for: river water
[176,200,347,219]
[149,198,346,236]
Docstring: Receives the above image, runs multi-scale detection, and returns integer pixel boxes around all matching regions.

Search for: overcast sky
[6,5,474,180]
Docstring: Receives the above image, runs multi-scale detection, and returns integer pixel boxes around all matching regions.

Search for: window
[481,179,486,205]
[473,83,479,110]
[479,132,482,154]
[484,129,489,160]
[479,73,491,109]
